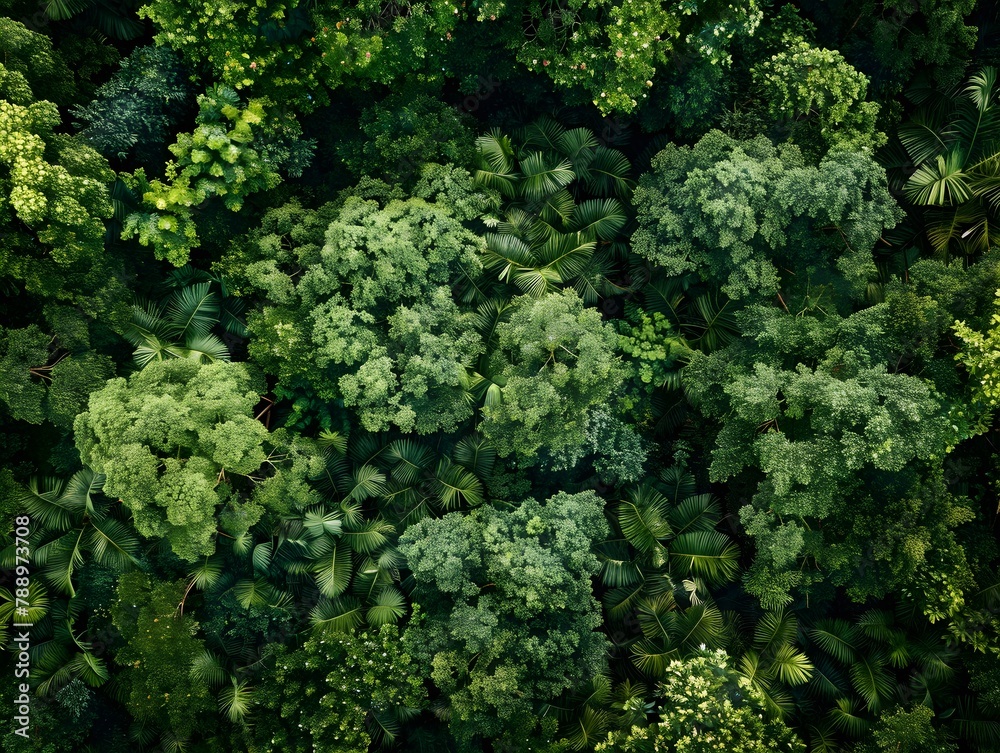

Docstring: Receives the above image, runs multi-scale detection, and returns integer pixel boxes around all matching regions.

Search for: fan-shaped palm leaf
[452,433,496,479]
[189,556,224,590]
[535,232,597,283]
[366,587,407,626]
[769,643,814,686]
[519,153,575,202]
[631,638,678,677]
[191,650,228,686]
[568,198,628,241]
[219,679,254,723]
[636,592,677,641]
[183,333,231,363]
[344,464,387,502]
[580,146,632,197]
[385,440,436,486]
[849,651,894,712]
[595,541,642,588]
[19,477,71,530]
[667,494,721,535]
[827,697,869,736]
[165,282,220,338]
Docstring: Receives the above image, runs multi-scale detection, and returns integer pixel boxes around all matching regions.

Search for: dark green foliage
[399,490,610,748]
[2,6,1000,753]
[73,46,192,166]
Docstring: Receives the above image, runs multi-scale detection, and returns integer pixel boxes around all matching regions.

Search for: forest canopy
[1,1,1000,752]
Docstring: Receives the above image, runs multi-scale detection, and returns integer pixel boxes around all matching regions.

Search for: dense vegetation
[2,1,1000,751]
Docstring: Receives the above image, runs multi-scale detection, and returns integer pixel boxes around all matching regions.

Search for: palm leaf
[809,620,860,664]
[518,152,575,202]
[618,485,671,556]
[302,508,343,539]
[165,282,220,339]
[87,517,140,570]
[183,333,231,363]
[219,679,254,723]
[673,603,725,650]
[668,493,721,535]
[366,587,407,626]
[342,518,394,555]
[635,593,677,641]
[190,650,229,686]
[311,538,352,597]
[581,146,632,197]
[431,460,484,510]
[568,198,628,240]
[68,651,109,686]
[849,651,894,712]
[905,151,974,206]
[535,232,597,283]
[188,556,224,590]
[61,469,105,517]
[753,609,798,658]
[310,596,364,634]
[344,464,387,502]
[595,541,642,588]
[452,433,496,478]
[669,531,740,585]
[768,644,814,686]
[523,116,568,153]
[631,638,678,677]
[19,477,72,530]
[827,697,869,736]
[385,439,436,486]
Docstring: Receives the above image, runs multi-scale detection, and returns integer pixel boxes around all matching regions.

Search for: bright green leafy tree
[399,490,610,748]
[74,360,269,561]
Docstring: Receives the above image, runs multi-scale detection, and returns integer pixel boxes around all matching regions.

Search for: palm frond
[518,153,575,202]
[342,518,394,555]
[165,282,221,339]
[366,587,407,626]
[385,440,436,486]
[618,485,671,557]
[849,651,894,712]
[219,679,254,723]
[568,198,628,241]
[311,538,352,597]
[768,644,814,686]
[809,620,860,664]
[190,650,228,686]
[580,146,632,197]
[431,460,484,510]
[667,494,721,535]
[753,609,798,658]
[452,433,496,479]
[310,596,364,634]
[669,531,740,585]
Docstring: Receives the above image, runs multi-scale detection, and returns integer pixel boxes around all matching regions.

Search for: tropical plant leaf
[366,587,407,626]
[310,596,364,634]
[669,531,740,585]
[618,485,671,557]
[311,538,352,598]
[809,620,860,664]
[219,679,254,723]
